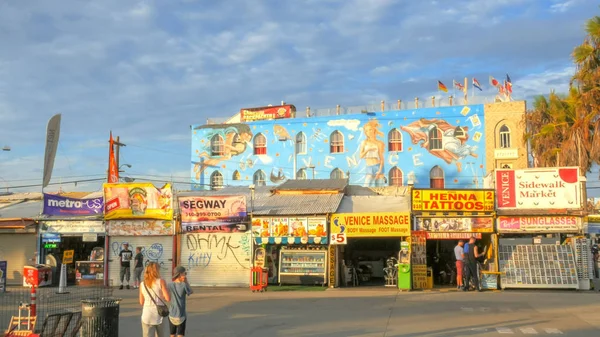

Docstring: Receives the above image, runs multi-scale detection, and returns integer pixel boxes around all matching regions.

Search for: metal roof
[252,193,343,216]
[274,179,347,192]
[177,186,272,200]
[0,200,43,219]
[336,195,411,213]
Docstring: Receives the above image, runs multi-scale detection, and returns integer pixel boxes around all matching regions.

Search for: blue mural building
[191,104,487,190]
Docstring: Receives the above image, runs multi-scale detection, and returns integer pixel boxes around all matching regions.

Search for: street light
[119,164,132,172]
[278,136,297,179]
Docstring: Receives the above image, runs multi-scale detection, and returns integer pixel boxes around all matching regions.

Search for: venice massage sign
[495,167,581,209]
[330,213,410,237]
[411,189,495,212]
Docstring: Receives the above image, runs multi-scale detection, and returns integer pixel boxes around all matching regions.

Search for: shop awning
[336,195,411,213]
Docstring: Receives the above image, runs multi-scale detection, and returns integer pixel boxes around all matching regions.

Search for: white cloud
[327,119,361,131]
[550,0,575,13]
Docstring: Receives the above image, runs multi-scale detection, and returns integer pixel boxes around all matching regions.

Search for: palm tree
[524,15,600,173]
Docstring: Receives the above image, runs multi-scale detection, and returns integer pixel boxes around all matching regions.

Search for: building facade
[191,101,527,190]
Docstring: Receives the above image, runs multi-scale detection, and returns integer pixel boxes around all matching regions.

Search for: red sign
[425,232,482,240]
[497,216,580,233]
[495,170,516,208]
[240,105,295,122]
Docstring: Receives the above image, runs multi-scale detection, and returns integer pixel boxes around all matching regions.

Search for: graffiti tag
[185,234,249,270]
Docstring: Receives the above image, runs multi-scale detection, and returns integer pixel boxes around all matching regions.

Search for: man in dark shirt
[119,243,133,290]
[463,237,485,292]
[133,247,144,289]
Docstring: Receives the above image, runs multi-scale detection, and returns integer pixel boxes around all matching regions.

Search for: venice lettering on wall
[412,189,495,212]
[495,168,582,209]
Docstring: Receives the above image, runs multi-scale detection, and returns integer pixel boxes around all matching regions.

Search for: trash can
[397,263,411,290]
[80,297,122,337]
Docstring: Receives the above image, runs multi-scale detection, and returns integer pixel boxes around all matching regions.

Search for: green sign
[44,243,58,249]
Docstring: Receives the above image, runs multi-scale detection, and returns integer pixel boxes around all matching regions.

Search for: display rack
[278,248,327,285]
[499,244,578,289]
[572,238,593,290]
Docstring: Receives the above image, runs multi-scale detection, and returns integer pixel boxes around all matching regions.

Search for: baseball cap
[173,266,186,280]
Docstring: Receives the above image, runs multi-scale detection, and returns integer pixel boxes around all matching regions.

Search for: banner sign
[426,232,482,240]
[240,104,294,122]
[415,217,493,232]
[41,221,105,234]
[42,233,61,243]
[495,167,581,209]
[252,217,328,245]
[103,183,173,220]
[330,213,410,237]
[107,220,174,236]
[43,193,104,216]
[179,196,247,223]
[497,216,581,233]
[412,189,494,212]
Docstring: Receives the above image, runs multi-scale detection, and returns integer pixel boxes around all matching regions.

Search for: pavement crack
[383,291,400,337]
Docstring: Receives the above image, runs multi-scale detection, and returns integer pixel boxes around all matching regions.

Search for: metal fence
[205,95,502,124]
[0,286,113,333]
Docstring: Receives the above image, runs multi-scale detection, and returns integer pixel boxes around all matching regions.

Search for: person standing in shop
[463,237,485,292]
[119,242,133,290]
[454,240,465,289]
[134,247,144,289]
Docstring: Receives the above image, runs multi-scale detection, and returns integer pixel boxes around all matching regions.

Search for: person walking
[168,266,193,337]
[140,262,171,337]
[454,240,465,289]
[119,243,133,290]
[133,247,144,289]
[463,236,485,292]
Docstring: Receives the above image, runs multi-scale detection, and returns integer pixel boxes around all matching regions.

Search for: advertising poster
[307,217,327,237]
[107,220,174,236]
[43,193,104,216]
[240,105,294,122]
[252,218,271,238]
[330,213,411,237]
[412,189,495,212]
[495,167,581,209]
[411,231,427,289]
[103,183,173,220]
[179,195,247,233]
[415,217,493,232]
[497,216,581,233]
[288,217,308,237]
[271,218,289,237]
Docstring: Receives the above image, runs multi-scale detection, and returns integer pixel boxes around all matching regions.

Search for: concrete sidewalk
[116,287,600,336]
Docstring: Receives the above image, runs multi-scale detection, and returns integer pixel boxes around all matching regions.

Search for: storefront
[178,194,252,287]
[411,188,497,289]
[38,192,106,286]
[104,182,174,287]
[494,167,587,290]
[0,198,41,286]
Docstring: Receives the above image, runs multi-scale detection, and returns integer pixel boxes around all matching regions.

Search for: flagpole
[464,77,468,105]
[471,78,474,98]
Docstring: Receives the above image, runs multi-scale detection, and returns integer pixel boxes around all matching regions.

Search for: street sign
[62,250,74,264]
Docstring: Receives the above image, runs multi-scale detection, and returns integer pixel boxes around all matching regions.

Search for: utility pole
[114,136,126,169]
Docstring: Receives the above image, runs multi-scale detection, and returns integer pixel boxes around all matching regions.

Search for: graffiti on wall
[184,233,251,271]
[111,241,168,271]
[191,105,486,189]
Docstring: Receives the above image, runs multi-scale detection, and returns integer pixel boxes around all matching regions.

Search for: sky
[0,0,599,194]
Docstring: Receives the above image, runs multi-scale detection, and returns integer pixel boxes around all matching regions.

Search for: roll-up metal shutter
[180,232,251,287]
[107,236,173,287]
[0,234,37,285]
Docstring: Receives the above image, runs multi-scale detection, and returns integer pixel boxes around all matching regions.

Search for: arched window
[210,134,224,156]
[388,129,403,152]
[428,127,442,150]
[253,170,266,186]
[210,171,223,190]
[232,133,241,145]
[389,167,403,186]
[330,168,345,179]
[232,170,241,181]
[254,133,267,155]
[297,168,307,180]
[430,165,445,188]
[499,124,511,148]
[454,127,466,139]
[296,132,307,155]
[330,130,344,153]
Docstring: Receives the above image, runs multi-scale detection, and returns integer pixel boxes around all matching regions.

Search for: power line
[2,178,106,190]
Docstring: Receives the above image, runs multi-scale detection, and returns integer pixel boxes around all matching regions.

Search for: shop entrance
[425,234,493,288]
[341,238,402,287]
[41,235,106,285]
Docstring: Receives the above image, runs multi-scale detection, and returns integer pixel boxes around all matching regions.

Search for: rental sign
[179,195,247,233]
[495,167,581,209]
[412,189,495,212]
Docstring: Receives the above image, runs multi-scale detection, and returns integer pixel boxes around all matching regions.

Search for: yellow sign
[330,213,411,237]
[63,250,74,264]
[412,189,494,212]
[412,264,427,289]
[103,183,173,220]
